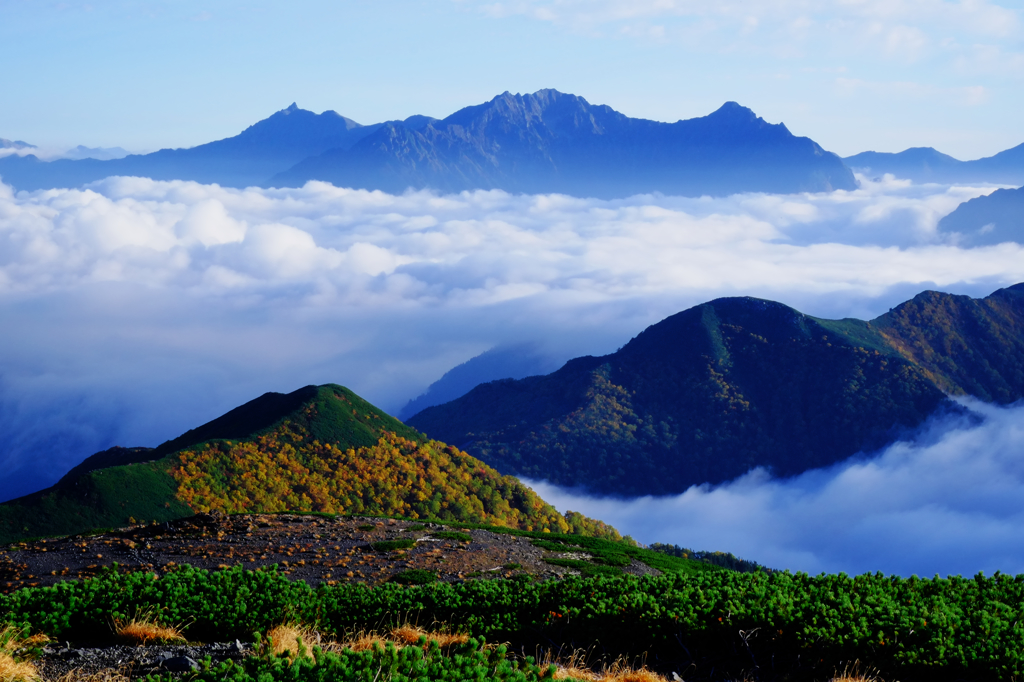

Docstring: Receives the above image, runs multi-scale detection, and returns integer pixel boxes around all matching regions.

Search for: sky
[1,0,1023,159]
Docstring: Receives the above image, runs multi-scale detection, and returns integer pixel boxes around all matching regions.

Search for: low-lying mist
[528,399,1024,577]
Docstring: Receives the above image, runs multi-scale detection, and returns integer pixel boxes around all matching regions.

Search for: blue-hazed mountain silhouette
[271,90,857,198]
[408,284,1024,496]
[937,186,1024,245]
[0,104,436,190]
[0,91,855,197]
[398,344,565,421]
[60,145,131,161]
[845,144,1024,185]
[0,138,34,151]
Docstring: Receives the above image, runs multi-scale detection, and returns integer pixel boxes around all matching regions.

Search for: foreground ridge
[0,385,616,545]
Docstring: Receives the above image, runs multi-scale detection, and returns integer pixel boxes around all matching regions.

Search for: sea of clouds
[1,174,1023,576]
[528,399,1024,577]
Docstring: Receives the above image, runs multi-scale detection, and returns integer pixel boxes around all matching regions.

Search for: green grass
[303,385,424,450]
[389,569,438,585]
[541,558,624,577]
[370,539,416,552]
[0,460,192,546]
[431,531,472,543]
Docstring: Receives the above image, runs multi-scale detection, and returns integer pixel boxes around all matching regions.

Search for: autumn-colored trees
[171,421,594,535]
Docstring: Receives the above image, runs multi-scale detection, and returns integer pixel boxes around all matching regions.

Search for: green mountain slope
[408,285,1024,496]
[0,384,616,545]
[871,284,1024,401]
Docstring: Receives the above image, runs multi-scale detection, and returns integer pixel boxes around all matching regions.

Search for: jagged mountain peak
[707,101,758,120]
[239,104,363,137]
[0,90,857,196]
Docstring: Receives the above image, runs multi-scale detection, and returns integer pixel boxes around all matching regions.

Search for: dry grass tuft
[114,618,186,646]
[603,671,667,682]
[0,653,39,682]
[545,649,669,682]
[0,625,43,682]
[332,631,391,653]
[267,624,323,658]
[389,625,469,648]
[54,670,131,682]
[264,622,472,660]
[830,661,882,682]
[552,664,599,681]
[16,637,47,650]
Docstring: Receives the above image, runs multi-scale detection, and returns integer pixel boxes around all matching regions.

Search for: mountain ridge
[0,104,415,190]
[407,284,1024,496]
[271,90,856,197]
[1,91,854,197]
[936,185,1024,246]
[0,384,615,545]
[845,144,1024,185]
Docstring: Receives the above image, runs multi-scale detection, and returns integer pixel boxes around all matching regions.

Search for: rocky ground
[1,513,660,680]
[35,639,254,680]
[0,512,657,594]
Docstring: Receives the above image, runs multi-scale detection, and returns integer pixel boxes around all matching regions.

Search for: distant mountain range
[0,90,854,197]
[408,283,1024,496]
[0,104,425,190]
[271,91,856,197]
[0,138,34,151]
[937,186,1024,246]
[60,145,131,161]
[0,384,615,545]
[845,145,1024,185]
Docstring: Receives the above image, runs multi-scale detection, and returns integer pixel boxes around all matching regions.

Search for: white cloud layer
[526,399,1024,578]
[0,175,1017,299]
[0,175,1022,522]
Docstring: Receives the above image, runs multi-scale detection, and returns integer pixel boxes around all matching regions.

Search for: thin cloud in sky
[477,0,1021,41]
[475,0,1024,78]
[526,399,1024,578]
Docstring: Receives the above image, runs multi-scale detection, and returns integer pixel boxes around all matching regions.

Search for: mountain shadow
[407,284,1024,496]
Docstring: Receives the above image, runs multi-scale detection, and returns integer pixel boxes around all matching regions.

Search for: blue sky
[2,0,1023,158]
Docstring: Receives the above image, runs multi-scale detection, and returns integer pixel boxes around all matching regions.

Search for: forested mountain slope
[408,284,1024,496]
[0,385,614,545]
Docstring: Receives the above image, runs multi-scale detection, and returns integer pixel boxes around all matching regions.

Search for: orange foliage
[169,423,572,533]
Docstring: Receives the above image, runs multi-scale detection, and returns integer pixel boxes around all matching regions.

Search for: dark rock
[162,655,200,672]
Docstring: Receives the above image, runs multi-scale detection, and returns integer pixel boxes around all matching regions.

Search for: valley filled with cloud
[1,175,1022,576]
[529,399,1024,577]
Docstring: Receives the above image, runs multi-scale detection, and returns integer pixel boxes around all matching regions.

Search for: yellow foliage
[170,423,572,533]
